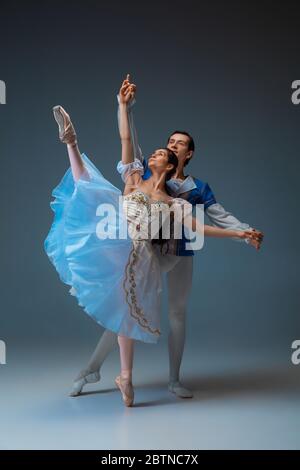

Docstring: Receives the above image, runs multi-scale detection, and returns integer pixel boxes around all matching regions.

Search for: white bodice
[123,190,172,241]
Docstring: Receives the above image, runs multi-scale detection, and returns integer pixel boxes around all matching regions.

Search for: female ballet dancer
[44,76,260,407]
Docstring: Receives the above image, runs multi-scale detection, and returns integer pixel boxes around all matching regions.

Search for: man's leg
[167,256,194,398]
[69,330,118,396]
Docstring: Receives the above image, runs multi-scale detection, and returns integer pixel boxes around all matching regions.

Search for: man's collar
[166,175,197,196]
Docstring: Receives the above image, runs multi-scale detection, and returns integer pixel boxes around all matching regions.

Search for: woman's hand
[119,74,137,104]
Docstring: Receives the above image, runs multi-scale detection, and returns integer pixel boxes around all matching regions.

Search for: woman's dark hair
[163,148,178,181]
[151,148,178,252]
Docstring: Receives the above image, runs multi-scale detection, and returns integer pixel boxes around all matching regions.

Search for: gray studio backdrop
[0,1,299,360]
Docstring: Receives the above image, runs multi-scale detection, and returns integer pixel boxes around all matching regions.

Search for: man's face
[167,133,193,166]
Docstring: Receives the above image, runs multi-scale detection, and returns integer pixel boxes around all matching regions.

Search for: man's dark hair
[167,130,195,166]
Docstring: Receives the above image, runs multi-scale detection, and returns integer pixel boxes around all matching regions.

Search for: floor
[0,342,299,450]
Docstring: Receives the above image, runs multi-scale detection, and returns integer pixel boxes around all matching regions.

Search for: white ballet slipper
[69,371,100,397]
[168,381,193,398]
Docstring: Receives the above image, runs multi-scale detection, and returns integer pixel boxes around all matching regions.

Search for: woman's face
[148,149,172,173]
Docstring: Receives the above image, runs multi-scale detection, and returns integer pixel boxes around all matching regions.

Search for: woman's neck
[145,172,167,192]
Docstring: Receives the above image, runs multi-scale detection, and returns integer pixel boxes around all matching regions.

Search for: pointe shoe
[168,381,193,399]
[53,105,77,146]
[115,375,134,407]
[69,370,100,397]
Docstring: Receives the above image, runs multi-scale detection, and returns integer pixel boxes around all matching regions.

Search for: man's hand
[119,74,137,104]
[246,228,264,251]
[236,228,264,250]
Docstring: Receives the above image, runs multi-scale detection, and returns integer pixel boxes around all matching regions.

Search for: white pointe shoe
[168,381,194,399]
[53,105,77,146]
[69,371,101,397]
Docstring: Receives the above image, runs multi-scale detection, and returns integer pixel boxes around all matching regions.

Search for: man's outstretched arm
[205,202,263,249]
[206,202,252,242]
[201,182,263,248]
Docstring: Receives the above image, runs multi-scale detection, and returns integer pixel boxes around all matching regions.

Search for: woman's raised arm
[118,74,136,164]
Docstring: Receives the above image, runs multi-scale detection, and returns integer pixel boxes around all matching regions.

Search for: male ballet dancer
[69,77,263,398]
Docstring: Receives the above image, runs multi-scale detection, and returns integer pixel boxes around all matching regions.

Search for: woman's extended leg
[53,105,85,181]
[115,335,135,406]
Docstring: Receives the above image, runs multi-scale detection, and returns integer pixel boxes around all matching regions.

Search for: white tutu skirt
[44,153,162,343]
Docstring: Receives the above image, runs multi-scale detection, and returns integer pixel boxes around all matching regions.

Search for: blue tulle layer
[44,153,161,344]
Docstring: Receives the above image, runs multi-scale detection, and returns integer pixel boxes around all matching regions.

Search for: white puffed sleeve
[116,159,144,184]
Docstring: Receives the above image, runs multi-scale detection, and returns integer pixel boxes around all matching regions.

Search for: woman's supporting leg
[118,335,134,380]
[115,335,135,406]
